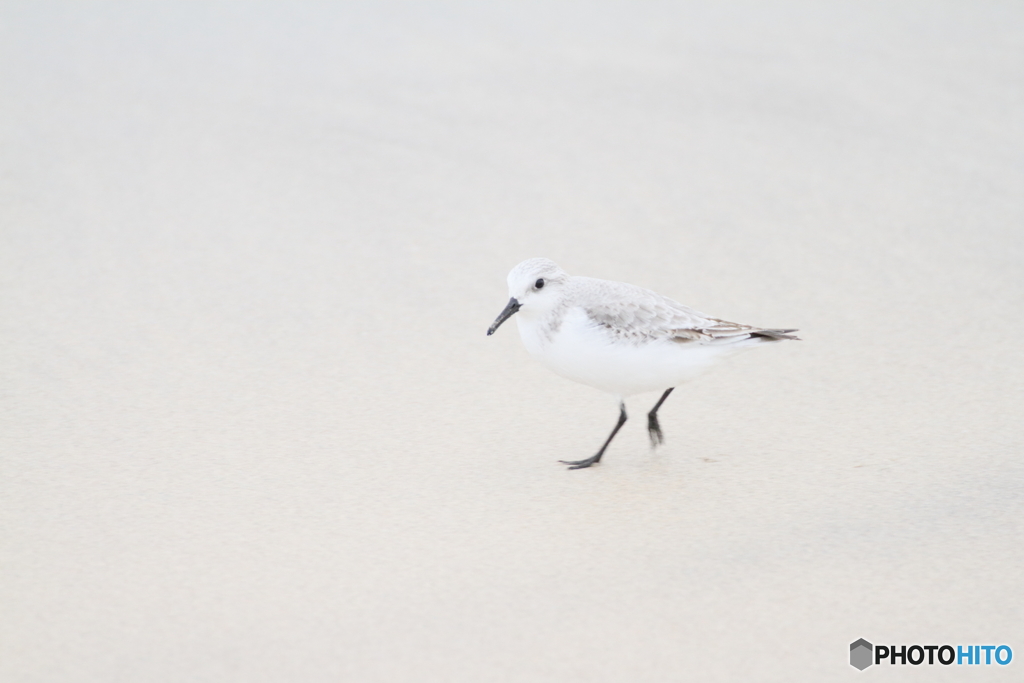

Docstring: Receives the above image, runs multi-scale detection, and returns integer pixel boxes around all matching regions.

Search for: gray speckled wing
[572,277,798,345]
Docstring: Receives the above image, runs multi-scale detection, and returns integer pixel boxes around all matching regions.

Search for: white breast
[516,307,731,397]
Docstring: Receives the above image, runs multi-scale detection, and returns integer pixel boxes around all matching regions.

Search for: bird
[486,258,798,469]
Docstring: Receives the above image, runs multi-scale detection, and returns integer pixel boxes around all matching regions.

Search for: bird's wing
[574,277,798,345]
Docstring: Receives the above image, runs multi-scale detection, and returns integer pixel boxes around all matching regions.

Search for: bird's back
[567,276,798,347]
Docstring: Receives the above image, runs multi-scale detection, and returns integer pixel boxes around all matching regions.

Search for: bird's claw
[647,415,664,447]
[558,456,601,470]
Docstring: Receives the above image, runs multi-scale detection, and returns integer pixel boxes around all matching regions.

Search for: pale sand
[1,3,1021,681]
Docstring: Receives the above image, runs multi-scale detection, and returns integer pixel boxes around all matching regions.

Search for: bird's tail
[751,328,800,341]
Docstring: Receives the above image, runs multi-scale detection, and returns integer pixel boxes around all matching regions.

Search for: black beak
[486,297,521,335]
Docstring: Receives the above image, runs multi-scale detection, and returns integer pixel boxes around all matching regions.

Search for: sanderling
[487,258,799,469]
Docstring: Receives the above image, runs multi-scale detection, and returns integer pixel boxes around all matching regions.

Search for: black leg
[560,402,628,470]
[647,387,675,447]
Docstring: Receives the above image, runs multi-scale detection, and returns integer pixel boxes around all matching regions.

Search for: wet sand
[1,3,1021,681]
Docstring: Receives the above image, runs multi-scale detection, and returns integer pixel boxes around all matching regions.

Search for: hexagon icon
[850,639,873,670]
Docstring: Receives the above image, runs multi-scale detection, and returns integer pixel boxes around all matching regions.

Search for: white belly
[516,308,732,397]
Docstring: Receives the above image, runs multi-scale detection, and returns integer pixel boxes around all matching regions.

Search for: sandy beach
[1,2,1021,681]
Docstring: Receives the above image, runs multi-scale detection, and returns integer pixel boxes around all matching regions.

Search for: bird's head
[486,258,569,335]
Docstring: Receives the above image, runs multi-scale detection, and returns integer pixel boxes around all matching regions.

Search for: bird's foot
[558,454,602,470]
[647,414,664,447]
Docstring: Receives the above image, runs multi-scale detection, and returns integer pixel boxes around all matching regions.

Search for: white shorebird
[487,258,799,469]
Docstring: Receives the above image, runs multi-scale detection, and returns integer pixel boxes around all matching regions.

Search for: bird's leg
[560,402,627,470]
[647,387,675,447]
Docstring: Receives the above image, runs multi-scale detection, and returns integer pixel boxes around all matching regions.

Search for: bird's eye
[535,278,545,289]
